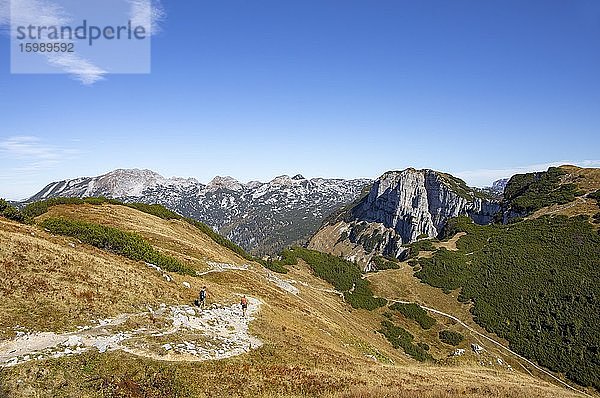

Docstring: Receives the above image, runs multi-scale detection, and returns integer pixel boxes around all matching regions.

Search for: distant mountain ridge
[27,169,371,255]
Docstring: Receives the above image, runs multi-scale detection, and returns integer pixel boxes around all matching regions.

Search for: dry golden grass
[0,205,592,398]
[0,218,197,338]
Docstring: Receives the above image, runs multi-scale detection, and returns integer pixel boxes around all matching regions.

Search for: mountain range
[27,169,371,255]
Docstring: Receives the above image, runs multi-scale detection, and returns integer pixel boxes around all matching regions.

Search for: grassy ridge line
[40,217,195,276]
[122,202,257,263]
[16,197,257,262]
[503,167,582,215]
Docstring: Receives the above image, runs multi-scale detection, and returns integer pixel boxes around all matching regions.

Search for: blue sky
[1,0,599,200]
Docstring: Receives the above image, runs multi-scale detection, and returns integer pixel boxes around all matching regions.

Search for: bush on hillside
[272,247,386,310]
[370,256,400,271]
[378,320,433,362]
[438,330,464,346]
[41,217,194,276]
[402,239,437,259]
[504,167,579,214]
[0,199,25,222]
[589,189,600,204]
[389,303,436,329]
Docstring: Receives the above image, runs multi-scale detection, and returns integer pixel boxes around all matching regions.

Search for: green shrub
[370,256,400,271]
[0,199,25,222]
[415,215,600,389]
[589,190,600,204]
[389,303,436,329]
[271,247,386,310]
[402,239,437,259]
[504,167,579,214]
[438,330,464,346]
[345,279,387,310]
[378,320,433,362]
[417,342,430,351]
[40,217,195,276]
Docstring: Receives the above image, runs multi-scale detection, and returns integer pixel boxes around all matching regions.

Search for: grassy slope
[0,204,586,397]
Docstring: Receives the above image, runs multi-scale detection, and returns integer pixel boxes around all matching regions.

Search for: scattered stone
[471,344,484,354]
[63,336,82,347]
[453,348,466,356]
[267,273,299,295]
[145,262,162,272]
[183,282,191,289]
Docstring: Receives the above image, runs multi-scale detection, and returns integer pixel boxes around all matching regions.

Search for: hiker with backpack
[240,295,248,318]
[196,286,207,310]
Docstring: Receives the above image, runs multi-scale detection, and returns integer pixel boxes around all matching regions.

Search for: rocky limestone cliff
[309,168,500,269]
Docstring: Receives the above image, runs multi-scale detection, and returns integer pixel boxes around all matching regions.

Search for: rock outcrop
[308,168,500,269]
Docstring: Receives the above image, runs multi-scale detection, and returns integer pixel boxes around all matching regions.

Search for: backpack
[199,290,206,300]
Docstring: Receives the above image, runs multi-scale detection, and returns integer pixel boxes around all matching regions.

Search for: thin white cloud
[0,135,82,199]
[129,0,164,36]
[0,0,107,84]
[47,52,107,85]
[0,135,81,200]
[456,160,600,187]
[0,135,79,168]
[0,0,164,85]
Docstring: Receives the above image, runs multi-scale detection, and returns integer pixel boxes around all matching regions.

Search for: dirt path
[0,298,261,368]
[384,298,593,398]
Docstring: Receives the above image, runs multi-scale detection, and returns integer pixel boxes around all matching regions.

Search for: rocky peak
[207,176,243,192]
[269,175,295,186]
[309,168,501,268]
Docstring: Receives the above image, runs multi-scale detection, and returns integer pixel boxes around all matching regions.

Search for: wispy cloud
[0,135,79,169]
[0,0,164,85]
[129,0,164,36]
[456,160,600,187]
[0,136,81,200]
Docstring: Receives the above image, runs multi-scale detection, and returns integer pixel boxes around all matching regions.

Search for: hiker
[240,295,248,318]
[196,286,207,310]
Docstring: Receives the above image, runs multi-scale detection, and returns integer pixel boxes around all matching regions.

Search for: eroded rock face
[309,169,500,268]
